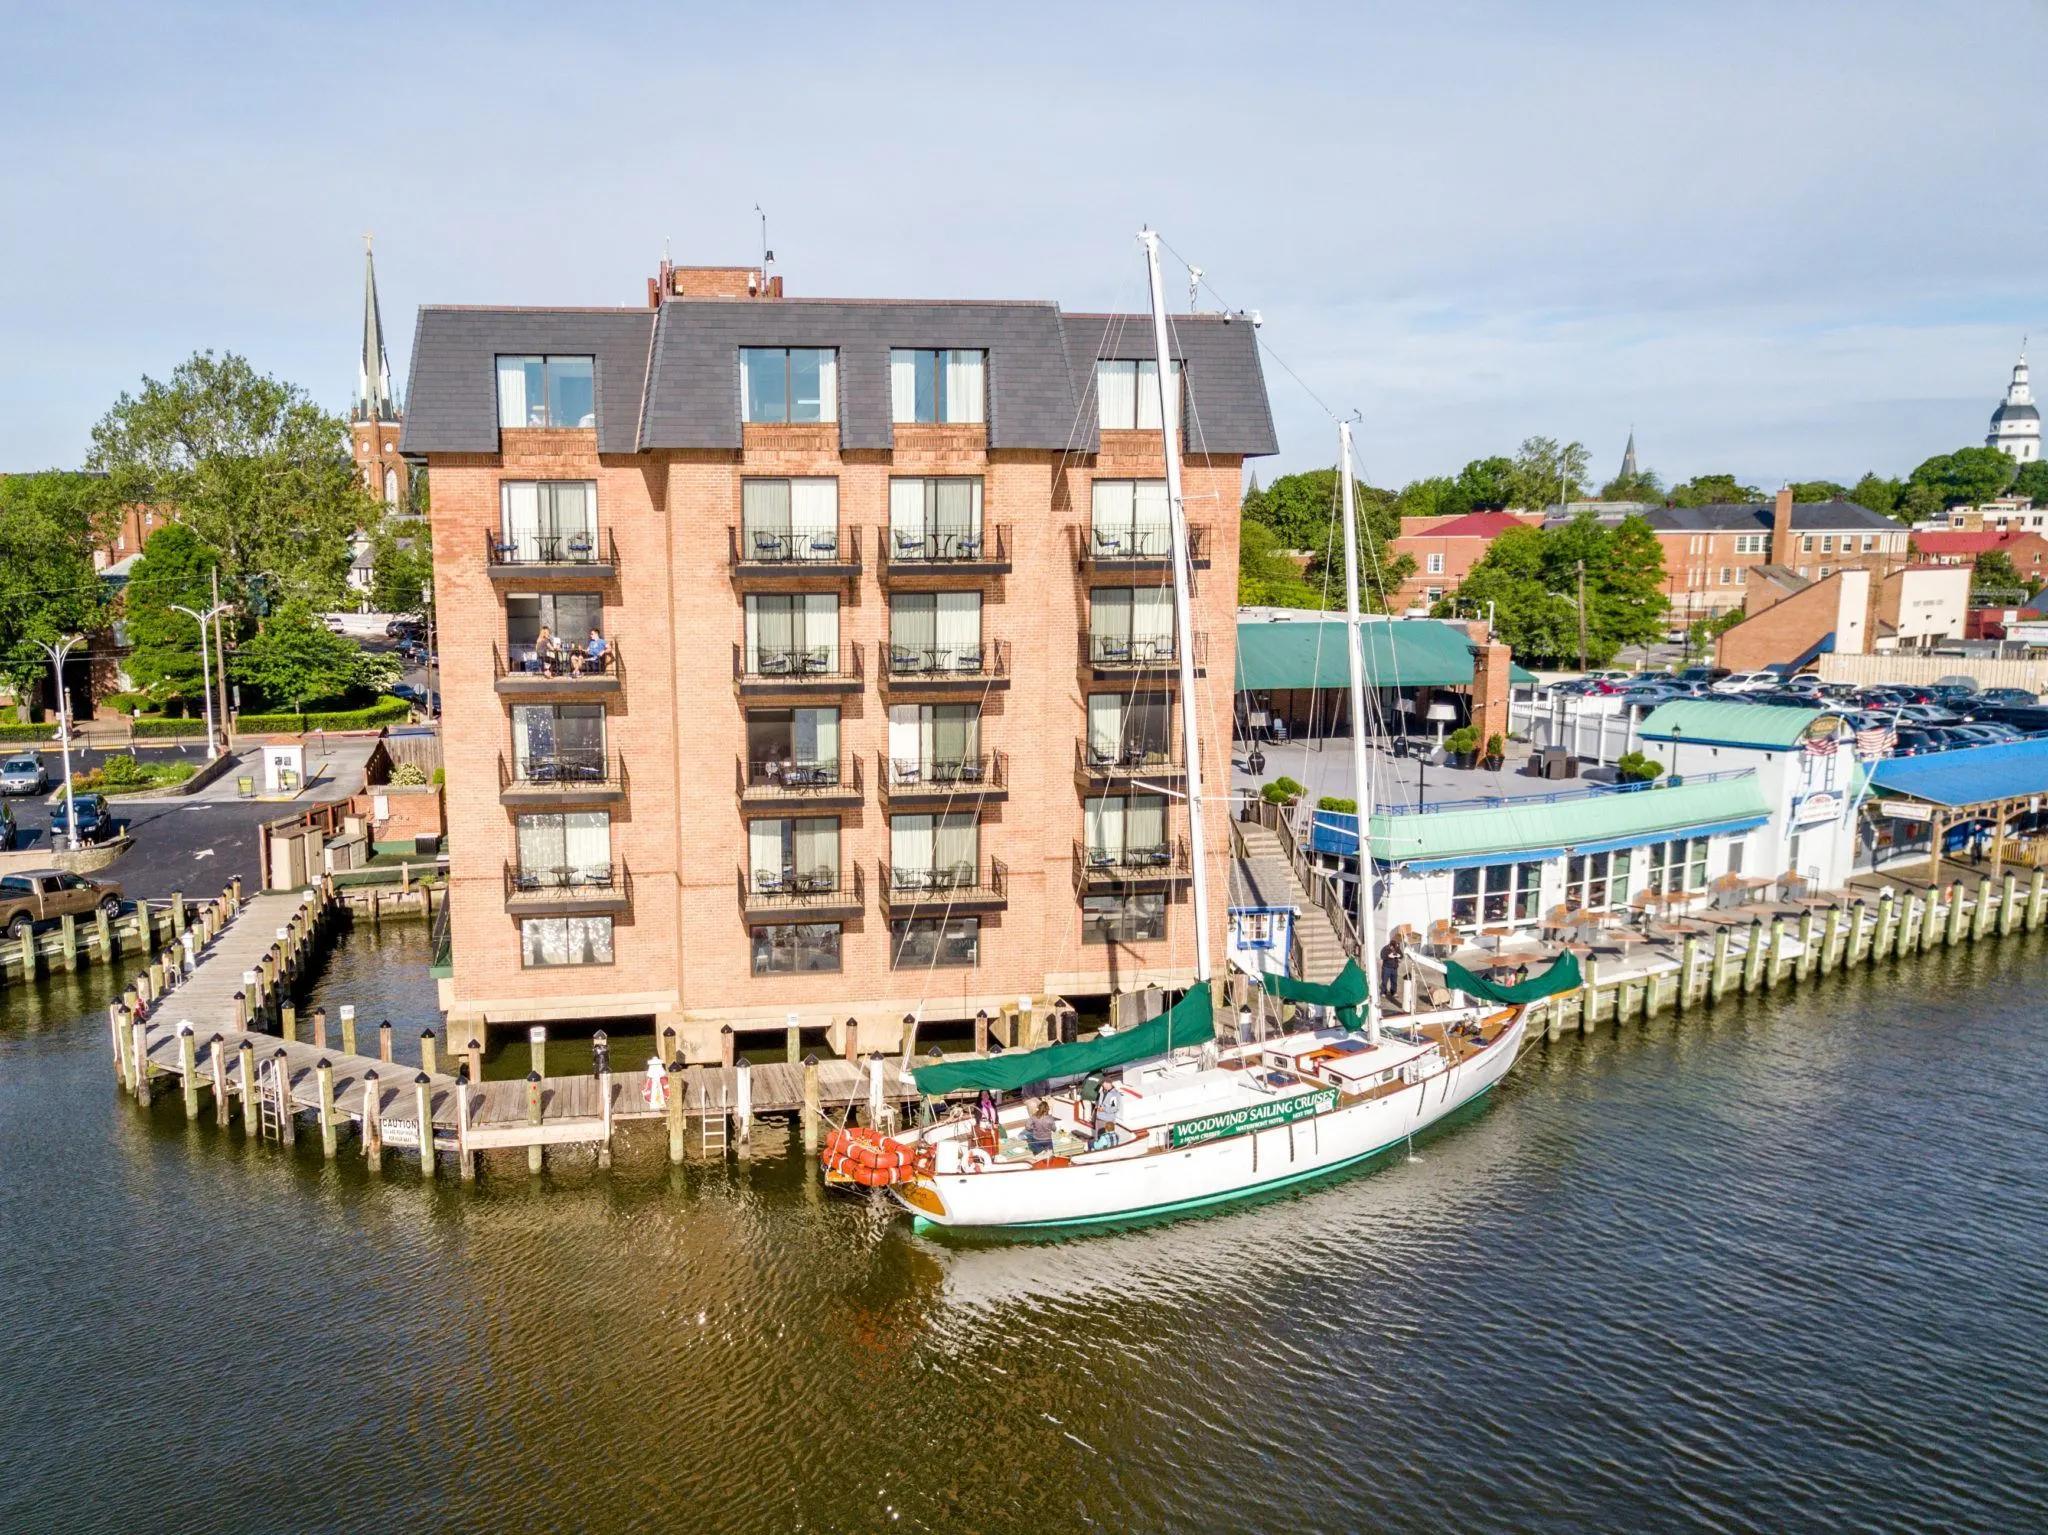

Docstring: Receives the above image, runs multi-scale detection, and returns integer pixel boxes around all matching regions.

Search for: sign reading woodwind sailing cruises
[1169,1088,1339,1149]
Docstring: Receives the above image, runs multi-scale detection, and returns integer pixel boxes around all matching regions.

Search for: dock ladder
[698,1081,729,1157]
[258,1056,291,1142]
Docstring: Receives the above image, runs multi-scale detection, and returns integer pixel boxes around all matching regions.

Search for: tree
[122,522,224,713]
[0,472,117,718]
[1455,456,1517,510]
[2014,460,2048,504]
[1599,467,1666,503]
[1970,550,2031,597]
[369,519,434,614]
[1440,512,1668,666]
[1908,446,2017,508]
[1850,473,1904,521]
[230,598,392,713]
[1393,476,1468,521]
[1238,517,1327,609]
[1508,436,1591,511]
[87,351,371,607]
[1668,473,1762,507]
[1241,470,1413,609]
[1436,526,1581,664]
[1790,480,1850,502]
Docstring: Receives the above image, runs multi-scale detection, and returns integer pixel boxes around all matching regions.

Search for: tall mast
[1337,422,1380,1042]
[1140,230,1212,983]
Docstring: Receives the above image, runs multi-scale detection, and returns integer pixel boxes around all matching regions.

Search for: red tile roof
[1410,510,1530,540]
[1911,529,2040,555]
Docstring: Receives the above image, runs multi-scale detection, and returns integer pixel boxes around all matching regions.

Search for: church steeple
[1988,341,2040,464]
[1618,429,1638,483]
[354,234,397,424]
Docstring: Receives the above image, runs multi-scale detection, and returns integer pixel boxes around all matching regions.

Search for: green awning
[1261,957,1370,1028]
[910,983,1215,1096]
[1235,618,1537,691]
[1443,951,1582,1005]
[1637,700,1824,748]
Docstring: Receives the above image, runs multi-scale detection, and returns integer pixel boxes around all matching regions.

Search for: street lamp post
[170,601,232,759]
[37,636,83,852]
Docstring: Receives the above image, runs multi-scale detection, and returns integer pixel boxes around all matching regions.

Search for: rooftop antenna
[1188,265,1203,313]
[755,205,774,273]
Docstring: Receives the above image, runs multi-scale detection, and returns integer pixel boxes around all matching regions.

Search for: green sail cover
[1260,957,1370,1028]
[911,983,1215,1096]
[1441,951,1582,1005]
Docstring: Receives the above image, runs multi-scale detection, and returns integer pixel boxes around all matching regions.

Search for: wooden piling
[1972,878,1994,941]
[528,1025,545,1080]
[415,1073,436,1179]
[665,1061,685,1164]
[843,1016,859,1063]
[171,891,186,937]
[2001,873,2019,937]
[363,1070,384,1173]
[378,1020,393,1063]
[109,1004,130,1089]
[232,990,247,1031]
[465,1035,483,1087]
[131,1016,152,1105]
[2030,870,2047,930]
[272,1049,295,1145]
[59,913,77,972]
[734,1058,753,1155]
[280,1004,297,1043]
[210,1033,229,1126]
[801,1054,821,1153]
[99,904,118,962]
[1678,936,1700,1009]
[340,1005,357,1057]
[177,1027,200,1119]
[1742,920,1766,992]
[785,1018,800,1065]
[525,1072,544,1175]
[974,1009,990,1055]
[239,1040,258,1135]
[310,1007,326,1050]
[719,1023,734,1069]
[419,1028,437,1077]
[316,1059,337,1159]
[663,1025,678,1067]
[456,1066,475,1181]
[1710,927,1732,1002]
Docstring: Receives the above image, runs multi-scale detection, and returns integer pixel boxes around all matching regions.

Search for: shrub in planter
[1261,774,1306,807]
[389,762,429,786]
[1616,751,1665,784]
[1317,795,1357,813]
[1482,733,1507,769]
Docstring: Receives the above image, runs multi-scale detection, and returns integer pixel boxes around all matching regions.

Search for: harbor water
[1,920,2042,1532]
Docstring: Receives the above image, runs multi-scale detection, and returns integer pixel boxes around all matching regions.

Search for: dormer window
[741,348,837,423]
[890,349,985,424]
[497,356,594,429]
[1097,360,1182,432]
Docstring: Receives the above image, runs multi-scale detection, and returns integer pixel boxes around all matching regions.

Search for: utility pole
[171,597,233,759]
[1576,559,1589,673]
[38,636,82,851]
[211,567,231,749]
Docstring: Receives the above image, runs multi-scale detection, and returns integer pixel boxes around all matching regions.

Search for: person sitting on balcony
[763,743,788,786]
[583,628,609,674]
[532,626,558,676]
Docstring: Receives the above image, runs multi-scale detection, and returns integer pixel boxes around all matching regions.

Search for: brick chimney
[1771,486,1795,562]
[1469,640,1512,756]
[653,262,781,302]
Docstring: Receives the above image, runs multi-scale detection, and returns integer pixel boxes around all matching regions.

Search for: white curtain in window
[750,820,785,881]
[935,592,981,666]
[1133,587,1175,650]
[794,818,838,881]
[790,479,838,546]
[890,350,918,423]
[517,815,563,871]
[814,352,838,423]
[944,351,985,424]
[929,704,977,764]
[1125,795,1166,852]
[739,350,758,424]
[1133,361,1183,432]
[563,811,610,875]
[1087,695,1124,758]
[803,594,838,654]
[794,708,837,767]
[933,479,980,544]
[1089,588,1129,646]
[892,814,934,875]
[1085,796,1124,857]
[888,705,921,780]
[502,482,541,557]
[1132,480,1170,549]
[934,811,978,874]
[1097,361,1136,430]
[741,480,791,543]
[1091,480,1134,539]
[497,358,528,429]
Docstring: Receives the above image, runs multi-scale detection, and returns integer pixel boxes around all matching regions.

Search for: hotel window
[1083,793,1168,866]
[510,704,606,781]
[743,593,839,673]
[889,349,985,424]
[740,347,837,423]
[1802,535,1815,552]
[1566,849,1631,910]
[1863,535,1876,551]
[1089,586,1175,663]
[520,916,614,968]
[1090,480,1170,559]
[889,478,984,560]
[750,923,842,975]
[890,812,980,889]
[1644,837,1709,895]
[1082,892,1167,943]
[500,482,597,564]
[1450,861,1541,927]
[890,916,980,969]
[505,592,603,671]
[513,811,611,886]
[749,816,841,893]
[1719,568,1732,585]
[741,479,840,563]
[889,592,982,672]
[1086,692,1171,767]
[1821,535,1835,553]
[1734,534,1765,555]
[1426,552,1446,575]
[747,708,840,785]
[888,703,980,782]
[496,356,594,429]
[1096,359,1183,432]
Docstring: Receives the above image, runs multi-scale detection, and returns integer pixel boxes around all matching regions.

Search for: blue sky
[3,0,2041,490]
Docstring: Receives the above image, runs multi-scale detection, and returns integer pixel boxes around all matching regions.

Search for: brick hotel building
[402,263,1276,1058]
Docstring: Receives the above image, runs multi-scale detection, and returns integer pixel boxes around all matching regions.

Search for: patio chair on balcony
[952,533,981,560]
[754,869,785,896]
[952,758,984,784]
[1086,849,1116,875]
[1096,637,1131,666]
[890,644,926,674]
[566,533,595,558]
[800,867,838,896]
[894,530,928,561]
[948,647,983,674]
[752,531,785,562]
[1093,529,1124,558]
[800,647,832,675]
[756,651,793,677]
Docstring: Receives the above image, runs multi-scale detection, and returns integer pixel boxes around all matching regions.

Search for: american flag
[1855,724,1897,760]
[1804,733,1839,758]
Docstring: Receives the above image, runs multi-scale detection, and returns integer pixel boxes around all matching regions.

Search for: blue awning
[1869,737,2048,808]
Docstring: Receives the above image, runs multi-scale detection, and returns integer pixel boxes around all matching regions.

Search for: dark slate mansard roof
[1642,498,1897,533]
[400,300,1277,458]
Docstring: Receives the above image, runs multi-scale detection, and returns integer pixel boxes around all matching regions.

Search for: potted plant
[1616,751,1665,784]
[1482,733,1506,771]
[1445,726,1480,769]
[1261,774,1305,807]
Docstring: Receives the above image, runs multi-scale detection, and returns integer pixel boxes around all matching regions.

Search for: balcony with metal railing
[493,639,621,697]
[732,643,865,694]
[1072,836,1192,891]
[878,522,1012,579]
[1073,738,1185,792]
[728,524,861,580]
[877,750,1009,807]
[1075,522,1212,573]
[484,527,619,581]
[736,753,864,809]
[879,857,1009,914]
[497,750,628,806]
[737,861,865,920]
[878,638,1010,693]
[503,861,633,916]
[1081,630,1207,679]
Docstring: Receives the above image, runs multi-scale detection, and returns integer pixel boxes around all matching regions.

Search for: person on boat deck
[1379,932,1405,1004]
[975,1089,998,1132]
[1090,1082,1126,1150]
[1023,1099,1057,1159]
[1078,1070,1104,1126]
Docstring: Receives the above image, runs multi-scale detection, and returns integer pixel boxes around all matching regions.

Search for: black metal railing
[879,522,1011,569]
[498,750,627,793]
[736,754,862,798]
[1072,836,1192,886]
[493,639,621,683]
[485,526,619,571]
[733,643,864,687]
[1074,738,1183,780]
[729,524,861,571]
[878,750,1008,794]
[503,861,631,901]
[879,637,1010,683]
[879,857,1009,907]
[738,862,864,913]
[1082,630,1208,672]
[1082,523,1210,566]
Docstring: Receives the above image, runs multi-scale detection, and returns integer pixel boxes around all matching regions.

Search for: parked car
[1672,666,1732,685]
[0,868,123,937]
[1979,687,2039,707]
[48,792,117,844]
[0,801,15,850]
[1891,728,1952,756]
[0,754,49,795]
[386,617,426,642]
[1711,671,1780,694]
[1895,704,1962,727]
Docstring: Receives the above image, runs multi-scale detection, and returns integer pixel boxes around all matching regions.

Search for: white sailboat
[824,231,1536,1230]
